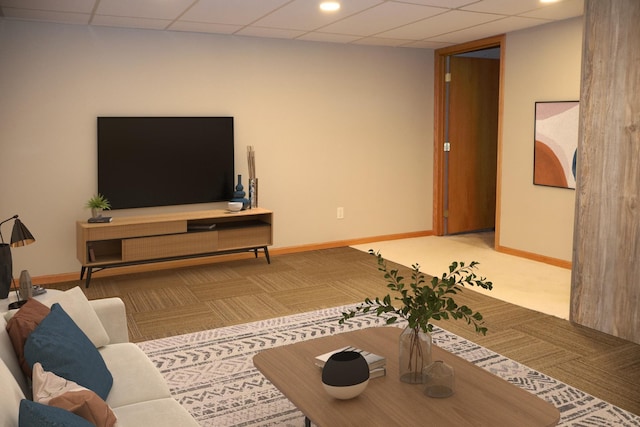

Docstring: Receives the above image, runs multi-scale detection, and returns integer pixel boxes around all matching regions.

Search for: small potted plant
[86,193,111,218]
[340,250,493,384]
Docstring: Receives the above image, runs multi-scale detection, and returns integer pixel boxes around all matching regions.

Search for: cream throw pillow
[32,362,118,427]
[40,286,110,348]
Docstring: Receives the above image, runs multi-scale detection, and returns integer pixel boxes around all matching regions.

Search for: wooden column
[571,0,640,344]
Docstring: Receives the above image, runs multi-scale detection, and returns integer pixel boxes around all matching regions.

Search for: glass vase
[424,360,455,397]
[399,326,432,384]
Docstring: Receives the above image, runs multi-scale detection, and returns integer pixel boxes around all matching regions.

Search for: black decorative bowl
[321,351,370,400]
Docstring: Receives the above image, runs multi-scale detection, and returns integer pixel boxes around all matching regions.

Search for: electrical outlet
[337,207,344,219]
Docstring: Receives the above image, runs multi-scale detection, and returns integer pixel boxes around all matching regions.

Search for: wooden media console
[76,208,273,287]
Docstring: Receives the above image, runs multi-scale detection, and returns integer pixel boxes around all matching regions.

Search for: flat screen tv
[98,117,234,209]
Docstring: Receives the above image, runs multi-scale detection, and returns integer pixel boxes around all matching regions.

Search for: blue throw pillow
[19,399,94,427]
[24,303,113,400]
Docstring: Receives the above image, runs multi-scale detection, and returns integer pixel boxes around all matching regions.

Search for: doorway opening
[433,35,505,247]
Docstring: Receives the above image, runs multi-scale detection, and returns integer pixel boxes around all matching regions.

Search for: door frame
[433,35,505,243]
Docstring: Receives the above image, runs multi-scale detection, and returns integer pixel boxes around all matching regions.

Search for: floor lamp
[0,214,36,309]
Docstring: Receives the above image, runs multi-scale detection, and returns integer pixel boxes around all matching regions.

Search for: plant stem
[408,326,423,383]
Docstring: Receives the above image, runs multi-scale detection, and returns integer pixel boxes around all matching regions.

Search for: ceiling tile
[395,0,475,7]
[404,39,453,49]
[180,0,290,25]
[92,14,171,30]
[297,31,364,44]
[484,15,551,33]
[521,0,583,20]
[461,0,541,15]
[321,2,447,36]
[253,0,383,31]
[0,0,96,13]
[427,27,496,44]
[378,9,502,40]
[0,7,90,24]
[428,15,551,43]
[169,21,242,35]
[96,0,193,20]
[353,36,415,47]
[236,26,306,40]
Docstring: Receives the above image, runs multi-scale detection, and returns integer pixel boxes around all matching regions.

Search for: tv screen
[98,117,234,209]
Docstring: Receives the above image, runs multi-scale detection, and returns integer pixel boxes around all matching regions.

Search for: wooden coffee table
[253,327,560,426]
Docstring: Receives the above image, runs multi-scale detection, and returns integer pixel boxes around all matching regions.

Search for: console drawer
[85,221,186,240]
[218,224,271,250]
[123,231,218,261]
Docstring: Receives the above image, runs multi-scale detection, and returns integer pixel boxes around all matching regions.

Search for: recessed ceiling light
[320,1,341,12]
[540,0,561,3]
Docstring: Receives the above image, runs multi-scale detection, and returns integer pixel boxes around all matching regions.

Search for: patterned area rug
[138,305,640,426]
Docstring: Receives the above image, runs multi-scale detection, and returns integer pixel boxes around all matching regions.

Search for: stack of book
[314,346,386,379]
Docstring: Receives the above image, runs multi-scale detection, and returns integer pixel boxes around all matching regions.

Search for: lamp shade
[10,219,35,247]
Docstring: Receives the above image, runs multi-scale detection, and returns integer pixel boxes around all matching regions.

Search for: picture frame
[533,101,579,189]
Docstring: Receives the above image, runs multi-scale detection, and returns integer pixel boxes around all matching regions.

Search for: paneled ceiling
[0,0,583,49]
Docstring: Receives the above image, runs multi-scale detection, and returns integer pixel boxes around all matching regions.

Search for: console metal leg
[79,245,271,289]
[85,267,92,288]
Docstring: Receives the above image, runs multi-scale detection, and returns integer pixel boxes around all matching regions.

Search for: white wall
[499,17,583,261]
[0,17,584,279]
[0,20,434,277]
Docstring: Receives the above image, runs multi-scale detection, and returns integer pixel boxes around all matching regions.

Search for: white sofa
[1,289,199,426]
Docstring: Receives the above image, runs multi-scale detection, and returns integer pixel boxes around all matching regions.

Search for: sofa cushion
[19,399,94,427]
[0,315,30,398]
[5,298,50,377]
[99,342,171,408]
[0,359,25,427]
[112,398,200,427]
[39,286,110,348]
[24,304,113,400]
[32,362,117,427]
[49,391,118,427]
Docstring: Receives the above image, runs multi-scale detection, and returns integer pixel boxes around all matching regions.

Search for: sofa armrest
[90,298,129,344]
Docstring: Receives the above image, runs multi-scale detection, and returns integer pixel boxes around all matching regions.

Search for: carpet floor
[137,305,640,427]
[47,247,640,416]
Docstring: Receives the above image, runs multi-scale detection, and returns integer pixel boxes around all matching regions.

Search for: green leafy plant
[85,193,111,210]
[340,250,493,335]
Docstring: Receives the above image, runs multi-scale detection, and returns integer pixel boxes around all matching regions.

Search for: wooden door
[446,56,500,234]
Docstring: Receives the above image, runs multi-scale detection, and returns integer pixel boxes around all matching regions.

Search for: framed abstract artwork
[533,101,579,189]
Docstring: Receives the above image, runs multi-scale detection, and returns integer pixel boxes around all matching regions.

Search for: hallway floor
[352,232,571,319]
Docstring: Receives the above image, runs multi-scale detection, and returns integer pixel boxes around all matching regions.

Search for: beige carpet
[353,232,571,319]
